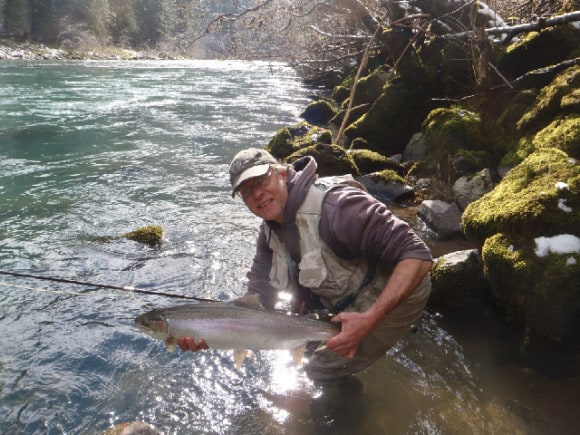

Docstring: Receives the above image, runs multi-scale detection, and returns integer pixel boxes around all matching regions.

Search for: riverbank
[0,38,180,61]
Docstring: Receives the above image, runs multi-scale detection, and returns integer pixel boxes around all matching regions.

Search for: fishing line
[0,270,218,302]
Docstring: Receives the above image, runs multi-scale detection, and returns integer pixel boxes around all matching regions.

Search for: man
[179,148,432,380]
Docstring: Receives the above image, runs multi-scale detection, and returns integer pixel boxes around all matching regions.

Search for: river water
[0,60,577,434]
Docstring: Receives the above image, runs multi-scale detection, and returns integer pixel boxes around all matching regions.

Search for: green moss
[124,225,163,246]
[422,106,489,180]
[344,78,430,155]
[369,169,404,184]
[351,66,390,106]
[517,65,580,134]
[284,143,359,177]
[265,122,333,160]
[532,115,580,159]
[349,149,403,175]
[482,233,580,340]
[332,85,350,105]
[497,90,538,134]
[463,148,580,244]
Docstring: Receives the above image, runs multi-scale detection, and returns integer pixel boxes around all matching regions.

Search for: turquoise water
[0,60,577,434]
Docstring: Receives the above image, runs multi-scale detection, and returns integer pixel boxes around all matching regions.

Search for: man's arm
[326,258,432,358]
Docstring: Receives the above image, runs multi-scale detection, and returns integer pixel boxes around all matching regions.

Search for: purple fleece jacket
[246,156,432,309]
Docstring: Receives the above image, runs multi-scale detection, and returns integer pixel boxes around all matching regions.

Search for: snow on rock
[534,234,580,257]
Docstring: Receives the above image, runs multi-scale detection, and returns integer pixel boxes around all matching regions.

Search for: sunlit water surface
[0,60,577,434]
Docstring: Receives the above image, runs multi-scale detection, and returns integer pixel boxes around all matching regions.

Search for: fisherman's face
[239,167,288,223]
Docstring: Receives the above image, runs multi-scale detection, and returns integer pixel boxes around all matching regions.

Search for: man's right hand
[177,337,209,352]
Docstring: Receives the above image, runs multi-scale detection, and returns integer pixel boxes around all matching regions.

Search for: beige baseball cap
[229,148,278,197]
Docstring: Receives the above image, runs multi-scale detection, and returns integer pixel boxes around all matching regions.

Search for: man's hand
[177,337,209,352]
[326,311,377,358]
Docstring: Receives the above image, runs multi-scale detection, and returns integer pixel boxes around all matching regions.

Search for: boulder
[482,233,580,341]
[349,149,405,175]
[285,143,359,177]
[358,171,414,203]
[300,100,337,126]
[453,168,494,211]
[429,249,491,316]
[418,200,463,238]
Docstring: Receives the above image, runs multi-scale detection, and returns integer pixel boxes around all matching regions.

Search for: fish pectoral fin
[291,346,306,367]
[165,337,177,353]
[233,349,253,371]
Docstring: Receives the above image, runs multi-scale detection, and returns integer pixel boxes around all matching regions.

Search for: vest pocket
[298,249,327,287]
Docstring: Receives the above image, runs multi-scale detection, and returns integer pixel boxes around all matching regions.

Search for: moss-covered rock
[124,225,163,246]
[463,148,580,244]
[422,106,490,181]
[344,78,430,155]
[351,66,390,106]
[482,233,579,340]
[265,122,333,160]
[517,65,580,134]
[497,90,538,134]
[498,26,580,80]
[284,143,359,177]
[532,115,580,159]
[332,85,351,105]
[430,249,491,316]
[299,100,338,126]
[348,149,404,175]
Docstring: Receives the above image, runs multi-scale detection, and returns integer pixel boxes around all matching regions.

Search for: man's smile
[257,199,273,208]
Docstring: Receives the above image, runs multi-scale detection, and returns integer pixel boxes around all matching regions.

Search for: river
[0,60,577,434]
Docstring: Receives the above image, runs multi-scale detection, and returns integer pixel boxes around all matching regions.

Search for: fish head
[134,310,168,340]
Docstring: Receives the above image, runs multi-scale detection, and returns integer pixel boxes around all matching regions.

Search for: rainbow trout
[134,294,339,369]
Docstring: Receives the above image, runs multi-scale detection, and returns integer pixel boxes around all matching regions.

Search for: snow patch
[534,234,580,257]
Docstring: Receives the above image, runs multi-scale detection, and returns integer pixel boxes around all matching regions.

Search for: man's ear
[276,167,288,182]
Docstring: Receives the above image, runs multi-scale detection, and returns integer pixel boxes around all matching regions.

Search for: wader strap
[334,262,376,312]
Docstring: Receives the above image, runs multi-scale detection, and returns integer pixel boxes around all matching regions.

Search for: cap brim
[231,164,270,197]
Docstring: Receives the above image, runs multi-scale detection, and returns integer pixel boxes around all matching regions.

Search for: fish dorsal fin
[232,293,265,310]
[291,346,306,368]
[233,349,253,371]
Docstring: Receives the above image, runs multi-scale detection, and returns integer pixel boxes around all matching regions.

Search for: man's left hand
[326,311,375,358]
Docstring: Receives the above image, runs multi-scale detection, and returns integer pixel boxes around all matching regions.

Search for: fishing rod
[0,270,217,302]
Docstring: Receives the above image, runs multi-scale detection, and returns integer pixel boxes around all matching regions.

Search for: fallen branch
[439,11,580,43]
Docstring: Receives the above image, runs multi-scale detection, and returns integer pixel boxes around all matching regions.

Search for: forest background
[1,0,574,80]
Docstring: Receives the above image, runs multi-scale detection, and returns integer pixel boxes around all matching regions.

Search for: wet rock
[418,199,463,238]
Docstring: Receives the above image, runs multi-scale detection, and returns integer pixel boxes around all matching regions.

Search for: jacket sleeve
[320,186,433,265]
[246,223,278,309]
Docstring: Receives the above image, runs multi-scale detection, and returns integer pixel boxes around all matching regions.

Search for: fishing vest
[265,176,392,313]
